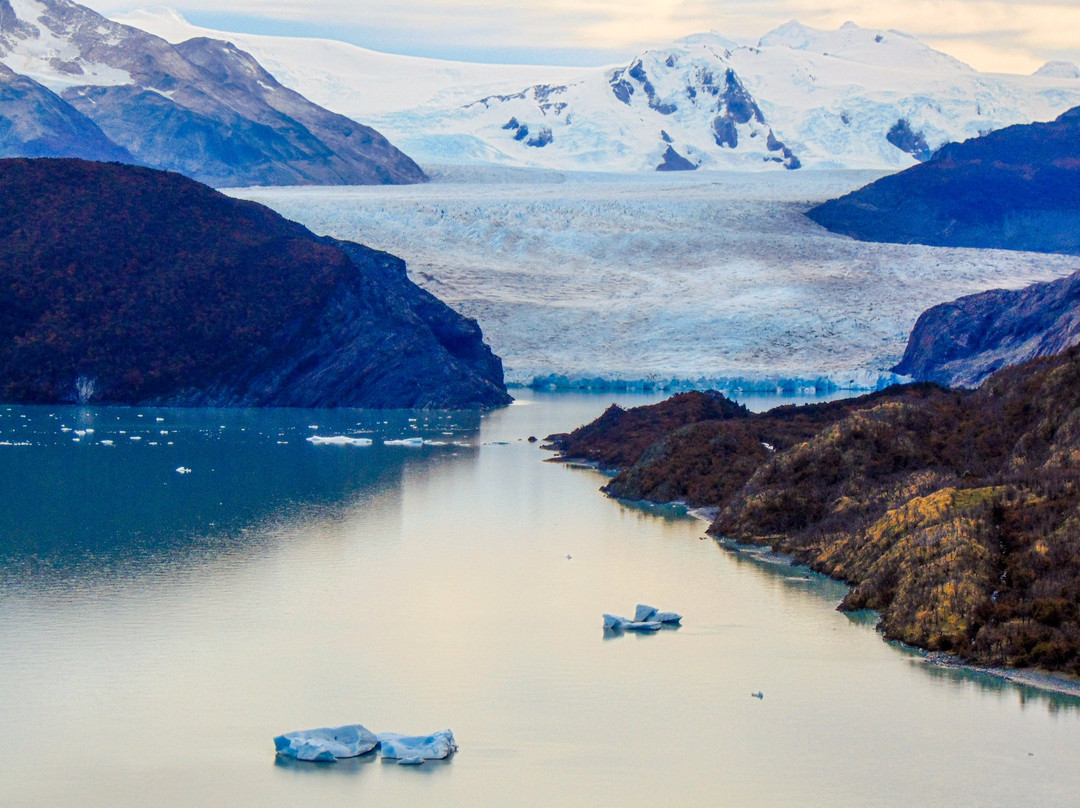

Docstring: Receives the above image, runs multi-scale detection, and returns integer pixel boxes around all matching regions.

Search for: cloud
[89,1,1080,71]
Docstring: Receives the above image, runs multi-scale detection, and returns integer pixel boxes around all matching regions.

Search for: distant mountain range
[122,11,1080,172]
[0,0,424,186]
[0,158,508,408]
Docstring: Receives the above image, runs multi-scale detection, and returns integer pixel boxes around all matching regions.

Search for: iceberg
[634,604,682,624]
[604,604,682,632]
[602,613,661,631]
[377,730,457,763]
[273,724,379,762]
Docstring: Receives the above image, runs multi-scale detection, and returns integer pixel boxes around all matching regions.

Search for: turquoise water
[1,391,1078,807]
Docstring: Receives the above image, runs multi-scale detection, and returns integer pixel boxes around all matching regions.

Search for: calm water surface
[1,391,1078,807]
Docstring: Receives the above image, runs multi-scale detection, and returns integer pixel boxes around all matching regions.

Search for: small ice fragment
[156,417,164,422]
[307,435,373,446]
[751,691,764,699]
[84,428,94,434]
[377,730,457,761]
[307,425,319,429]
[130,436,142,441]
[176,466,192,474]
[384,437,424,447]
[100,439,114,446]
[274,724,379,762]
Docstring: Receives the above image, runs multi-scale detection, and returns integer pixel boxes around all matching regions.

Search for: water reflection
[0,404,482,583]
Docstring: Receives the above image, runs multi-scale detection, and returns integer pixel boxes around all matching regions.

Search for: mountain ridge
[0,157,508,408]
[0,0,425,186]
[127,11,1080,172]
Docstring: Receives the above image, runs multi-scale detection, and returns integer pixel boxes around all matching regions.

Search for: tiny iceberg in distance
[603,604,682,633]
[383,437,425,447]
[306,435,374,446]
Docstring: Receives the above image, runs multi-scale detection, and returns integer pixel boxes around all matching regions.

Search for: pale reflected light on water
[1,390,1078,807]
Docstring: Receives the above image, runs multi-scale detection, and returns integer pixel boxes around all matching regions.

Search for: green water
[1,391,1077,807]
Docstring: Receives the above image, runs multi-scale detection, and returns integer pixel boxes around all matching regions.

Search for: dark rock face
[0,158,509,408]
[656,145,696,171]
[526,127,553,147]
[807,106,1080,253]
[893,271,1080,387]
[0,63,132,162]
[885,118,930,161]
[0,0,425,187]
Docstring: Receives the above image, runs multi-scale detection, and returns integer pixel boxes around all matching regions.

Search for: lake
[2,390,1078,807]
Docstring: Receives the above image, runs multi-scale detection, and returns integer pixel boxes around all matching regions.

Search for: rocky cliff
[0,158,509,408]
[893,271,1080,387]
[552,352,1080,676]
[806,106,1080,253]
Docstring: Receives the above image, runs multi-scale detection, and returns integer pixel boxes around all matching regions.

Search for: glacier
[231,169,1080,388]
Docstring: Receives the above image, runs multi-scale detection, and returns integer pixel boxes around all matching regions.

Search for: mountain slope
[0,0,424,186]
[806,106,1080,252]
[0,62,132,161]
[0,158,508,408]
[893,271,1080,387]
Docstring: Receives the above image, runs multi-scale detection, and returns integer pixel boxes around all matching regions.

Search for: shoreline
[600,485,1080,701]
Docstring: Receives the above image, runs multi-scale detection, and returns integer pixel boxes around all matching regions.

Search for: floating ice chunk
[176,466,192,474]
[383,437,424,447]
[603,614,662,631]
[377,729,457,763]
[635,604,681,623]
[99,439,114,446]
[274,724,379,762]
[652,611,682,624]
[307,435,374,446]
[634,604,658,622]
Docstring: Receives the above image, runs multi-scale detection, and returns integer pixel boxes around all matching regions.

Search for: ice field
[232,168,1080,388]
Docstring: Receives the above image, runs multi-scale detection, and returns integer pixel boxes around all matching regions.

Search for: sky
[85,1,1080,74]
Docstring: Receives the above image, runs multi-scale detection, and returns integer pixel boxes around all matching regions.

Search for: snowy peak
[1034,61,1080,79]
[446,41,800,172]
[757,19,973,73]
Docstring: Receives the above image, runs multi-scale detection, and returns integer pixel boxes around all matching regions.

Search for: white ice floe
[274,724,379,762]
[175,466,192,474]
[377,730,458,764]
[307,435,374,446]
[383,437,425,447]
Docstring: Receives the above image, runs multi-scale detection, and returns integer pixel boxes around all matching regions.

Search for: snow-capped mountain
[0,0,424,185]
[396,21,1080,172]
[122,10,1080,172]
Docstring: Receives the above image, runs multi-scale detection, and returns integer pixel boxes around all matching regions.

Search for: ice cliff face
[0,158,508,408]
[0,0,425,186]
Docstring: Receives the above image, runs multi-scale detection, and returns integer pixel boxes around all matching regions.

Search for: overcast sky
[87,1,1080,74]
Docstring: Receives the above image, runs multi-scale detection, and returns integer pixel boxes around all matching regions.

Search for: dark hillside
[0,158,508,408]
[806,106,1080,254]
